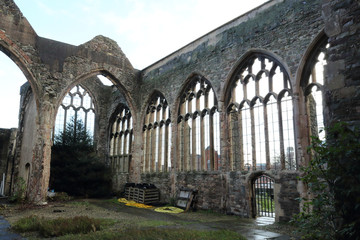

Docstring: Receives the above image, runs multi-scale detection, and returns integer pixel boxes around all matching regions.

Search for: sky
[0,0,267,128]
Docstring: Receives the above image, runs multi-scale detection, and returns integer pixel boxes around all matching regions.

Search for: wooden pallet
[125,187,159,204]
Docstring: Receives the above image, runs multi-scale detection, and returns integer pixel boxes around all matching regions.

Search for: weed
[12,215,40,232]
[8,177,26,203]
[12,216,101,237]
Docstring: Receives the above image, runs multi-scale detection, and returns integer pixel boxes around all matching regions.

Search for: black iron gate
[253,175,275,217]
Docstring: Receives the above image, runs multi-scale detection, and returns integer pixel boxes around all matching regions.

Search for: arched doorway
[252,174,275,218]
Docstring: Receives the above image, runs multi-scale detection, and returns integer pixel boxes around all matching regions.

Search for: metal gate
[253,175,275,217]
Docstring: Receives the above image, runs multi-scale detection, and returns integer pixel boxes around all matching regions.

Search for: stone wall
[134,0,322,220]
[139,170,300,221]
[275,171,300,222]
[141,172,172,203]
[322,0,360,127]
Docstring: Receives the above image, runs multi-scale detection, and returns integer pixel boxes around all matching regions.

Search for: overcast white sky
[0,0,266,128]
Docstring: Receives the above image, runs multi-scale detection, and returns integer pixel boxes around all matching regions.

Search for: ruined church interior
[0,0,359,223]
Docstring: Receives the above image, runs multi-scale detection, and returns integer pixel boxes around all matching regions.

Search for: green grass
[57,228,246,240]
[12,215,246,240]
[12,215,103,237]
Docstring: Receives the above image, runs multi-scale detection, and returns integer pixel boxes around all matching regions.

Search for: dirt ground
[0,198,298,239]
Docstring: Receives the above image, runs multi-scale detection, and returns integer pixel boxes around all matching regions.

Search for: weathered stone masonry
[1,0,359,222]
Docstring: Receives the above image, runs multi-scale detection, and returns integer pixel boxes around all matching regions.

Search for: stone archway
[252,174,275,218]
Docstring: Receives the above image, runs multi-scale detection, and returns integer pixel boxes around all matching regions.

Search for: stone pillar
[27,92,55,204]
[128,117,141,184]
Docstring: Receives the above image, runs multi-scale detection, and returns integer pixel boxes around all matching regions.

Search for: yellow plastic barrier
[154,206,184,214]
[118,198,153,209]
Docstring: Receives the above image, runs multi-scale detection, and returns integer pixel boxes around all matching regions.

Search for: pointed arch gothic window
[302,37,328,141]
[109,106,133,173]
[227,54,296,171]
[177,76,220,171]
[143,94,171,173]
[54,85,95,139]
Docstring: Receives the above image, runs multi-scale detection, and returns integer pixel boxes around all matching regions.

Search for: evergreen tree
[50,117,112,197]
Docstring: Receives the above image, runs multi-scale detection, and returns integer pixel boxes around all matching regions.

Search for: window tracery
[54,85,95,139]
[109,106,133,173]
[178,77,220,171]
[303,39,328,141]
[143,94,171,172]
[227,54,296,171]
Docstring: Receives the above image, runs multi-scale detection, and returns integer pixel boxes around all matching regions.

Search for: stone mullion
[283,71,288,89]
[250,106,256,171]
[143,110,150,172]
[111,132,116,173]
[142,129,147,172]
[163,123,169,172]
[149,111,155,172]
[184,119,190,171]
[204,92,210,170]
[263,104,270,170]
[120,119,126,171]
[178,101,186,171]
[127,130,133,173]
[196,96,201,171]
[123,122,128,173]
[205,91,209,109]
[232,85,237,103]
[184,97,192,171]
[111,122,117,157]
[236,111,243,171]
[200,115,205,171]
[62,107,68,141]
[115,133,119,173]
[151,125,157,172]
[177,121,184,171]
[122,132,127,173]
[73,107,78,139]
[115,120,121,173]
[145,127,152,172]
[209,113,215,171]
[311,66,317,83]
[112,136,117,173]
[191,116,197,171]
[117,132,123,172]
[156,108,161,172]
[158,124,163,172]
[228,113,234,170]
[84,110,88,131]
[124,118,130,172]
[277,101,286,170]
[118,120,123,156]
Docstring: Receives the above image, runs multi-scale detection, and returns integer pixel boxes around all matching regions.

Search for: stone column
[27,90,55,204]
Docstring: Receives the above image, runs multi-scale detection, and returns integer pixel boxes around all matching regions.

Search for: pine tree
[51,117,111,197]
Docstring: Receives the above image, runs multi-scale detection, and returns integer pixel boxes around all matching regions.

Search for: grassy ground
[0,198,297,239]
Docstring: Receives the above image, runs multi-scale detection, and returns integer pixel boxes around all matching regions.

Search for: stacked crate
[125,186,159,204]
